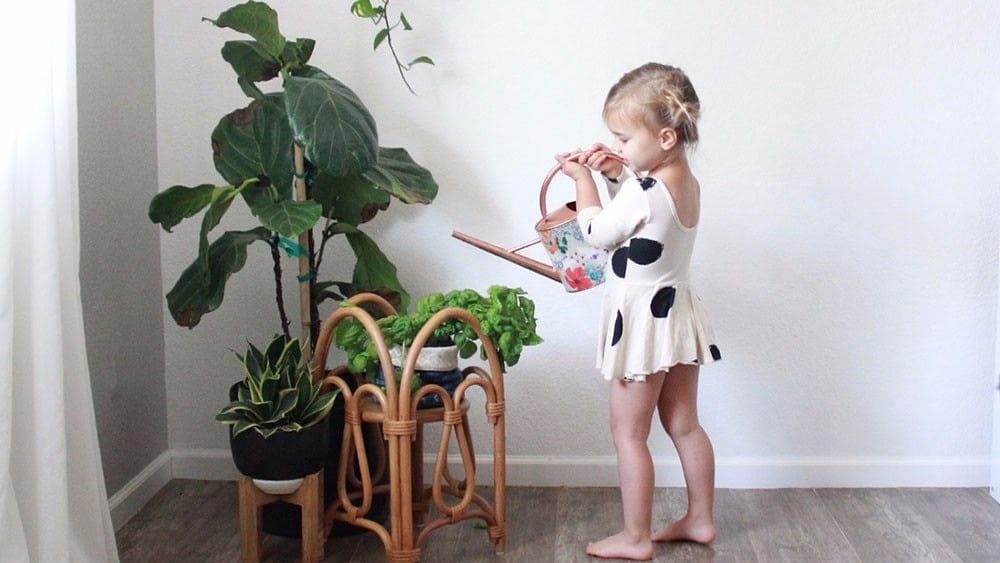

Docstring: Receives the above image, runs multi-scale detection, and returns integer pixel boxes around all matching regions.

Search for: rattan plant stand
[312,293,507,563]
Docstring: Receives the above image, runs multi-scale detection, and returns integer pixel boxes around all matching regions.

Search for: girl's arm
[575,173,602,210]
[555,153,602,210]
[602,167,630,199]
[577,178,649,250]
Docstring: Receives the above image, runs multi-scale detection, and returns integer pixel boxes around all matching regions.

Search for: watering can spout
[450,149,625,293]
[451,231,562,284]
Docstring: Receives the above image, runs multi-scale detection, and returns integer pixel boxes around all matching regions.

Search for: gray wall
[76,0,167,495]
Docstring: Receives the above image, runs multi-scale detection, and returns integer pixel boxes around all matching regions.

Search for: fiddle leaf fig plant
[148,0,438,343]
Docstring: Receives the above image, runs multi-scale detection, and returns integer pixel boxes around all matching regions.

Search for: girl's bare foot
[586,531,654,560]
[652,515,716,544]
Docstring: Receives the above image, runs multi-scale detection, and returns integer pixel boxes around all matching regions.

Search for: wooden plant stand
[238,471,325,563]
[311,293,507,563]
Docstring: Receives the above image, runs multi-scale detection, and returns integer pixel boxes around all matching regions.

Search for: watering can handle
[539,151,631,218]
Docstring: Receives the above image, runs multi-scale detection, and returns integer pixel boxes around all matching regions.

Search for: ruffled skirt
[596,281,721,381]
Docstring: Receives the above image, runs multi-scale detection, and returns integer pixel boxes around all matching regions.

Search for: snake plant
[217,334,338,438]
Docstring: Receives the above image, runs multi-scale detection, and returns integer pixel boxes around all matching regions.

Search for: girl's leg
[586,377,663,561]
[652,363,716,543]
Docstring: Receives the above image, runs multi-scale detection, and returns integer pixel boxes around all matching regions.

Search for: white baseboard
[107,451,172,530]
[169,448,240,481]
[485,455,992,488]
[710,455,991,488]
[164,449,991,488]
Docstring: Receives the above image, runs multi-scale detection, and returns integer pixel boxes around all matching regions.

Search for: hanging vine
[350,0,435,94]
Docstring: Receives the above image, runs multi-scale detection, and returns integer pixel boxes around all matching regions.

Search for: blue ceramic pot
[373,366,464,409]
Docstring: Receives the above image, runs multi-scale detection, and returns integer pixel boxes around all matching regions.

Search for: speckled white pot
[390,344,459,371]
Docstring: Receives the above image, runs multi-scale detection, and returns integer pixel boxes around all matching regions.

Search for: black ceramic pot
[229,421,329,481]
[252,380,390,538]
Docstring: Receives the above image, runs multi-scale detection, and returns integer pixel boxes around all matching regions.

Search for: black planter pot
[229,421,329,480]
[237,379,388,539]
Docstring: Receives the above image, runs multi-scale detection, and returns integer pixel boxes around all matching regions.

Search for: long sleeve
[577,177,650,250]
[602,168,631,200]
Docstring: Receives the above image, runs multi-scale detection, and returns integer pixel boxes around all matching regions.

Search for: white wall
[154,0,1000,486]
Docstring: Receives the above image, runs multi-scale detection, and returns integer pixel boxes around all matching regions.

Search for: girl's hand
[555,151,590,180]
[585,143,624,178]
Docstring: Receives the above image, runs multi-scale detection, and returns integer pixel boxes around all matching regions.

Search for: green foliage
[350,0,435,94]
[334,286,543,375]
[216,334,339,438]
[148,0,438,336]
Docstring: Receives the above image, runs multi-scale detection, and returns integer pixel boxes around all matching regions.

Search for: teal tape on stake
[278,237,306,258]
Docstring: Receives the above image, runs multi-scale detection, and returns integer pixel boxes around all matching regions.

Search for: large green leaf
[312,280,351,305]
[221,40,280,84]
[284,75,378,177]
[236,77,266,100]
[197,185,244,279]
[333,223,410,311]
[308,147,436,225]
[281,38,315,67]
[311,171,390,224]
[148,184,217,232]
[206,1,287,59]
[221,38,315,91]
[166,228,271,327]
[361,147,438,204]
[212,95,294,204]
[253,195,322,237]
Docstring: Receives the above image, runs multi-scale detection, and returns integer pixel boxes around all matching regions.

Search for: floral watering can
[452,152,630,293]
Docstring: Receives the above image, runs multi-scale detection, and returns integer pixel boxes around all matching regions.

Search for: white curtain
[1,1,119,561]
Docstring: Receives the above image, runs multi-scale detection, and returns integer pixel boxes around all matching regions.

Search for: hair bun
[604,63,701,146]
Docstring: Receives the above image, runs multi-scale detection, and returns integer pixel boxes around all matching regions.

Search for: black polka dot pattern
[650,286,676,318]
[629,238,663,265]
[611,311,623,346]
[709,345,721,361]
[611,247,629,278]
[593,173,721,375]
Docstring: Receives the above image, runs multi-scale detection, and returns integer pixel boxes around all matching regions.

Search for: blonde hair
[603,63,701,146]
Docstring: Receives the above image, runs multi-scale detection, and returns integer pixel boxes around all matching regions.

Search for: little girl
[556,63,721,561]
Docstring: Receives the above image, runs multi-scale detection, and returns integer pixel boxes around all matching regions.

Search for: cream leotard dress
[576,173,721,381]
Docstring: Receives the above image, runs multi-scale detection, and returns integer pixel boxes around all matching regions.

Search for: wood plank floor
[115,480,1000,562]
